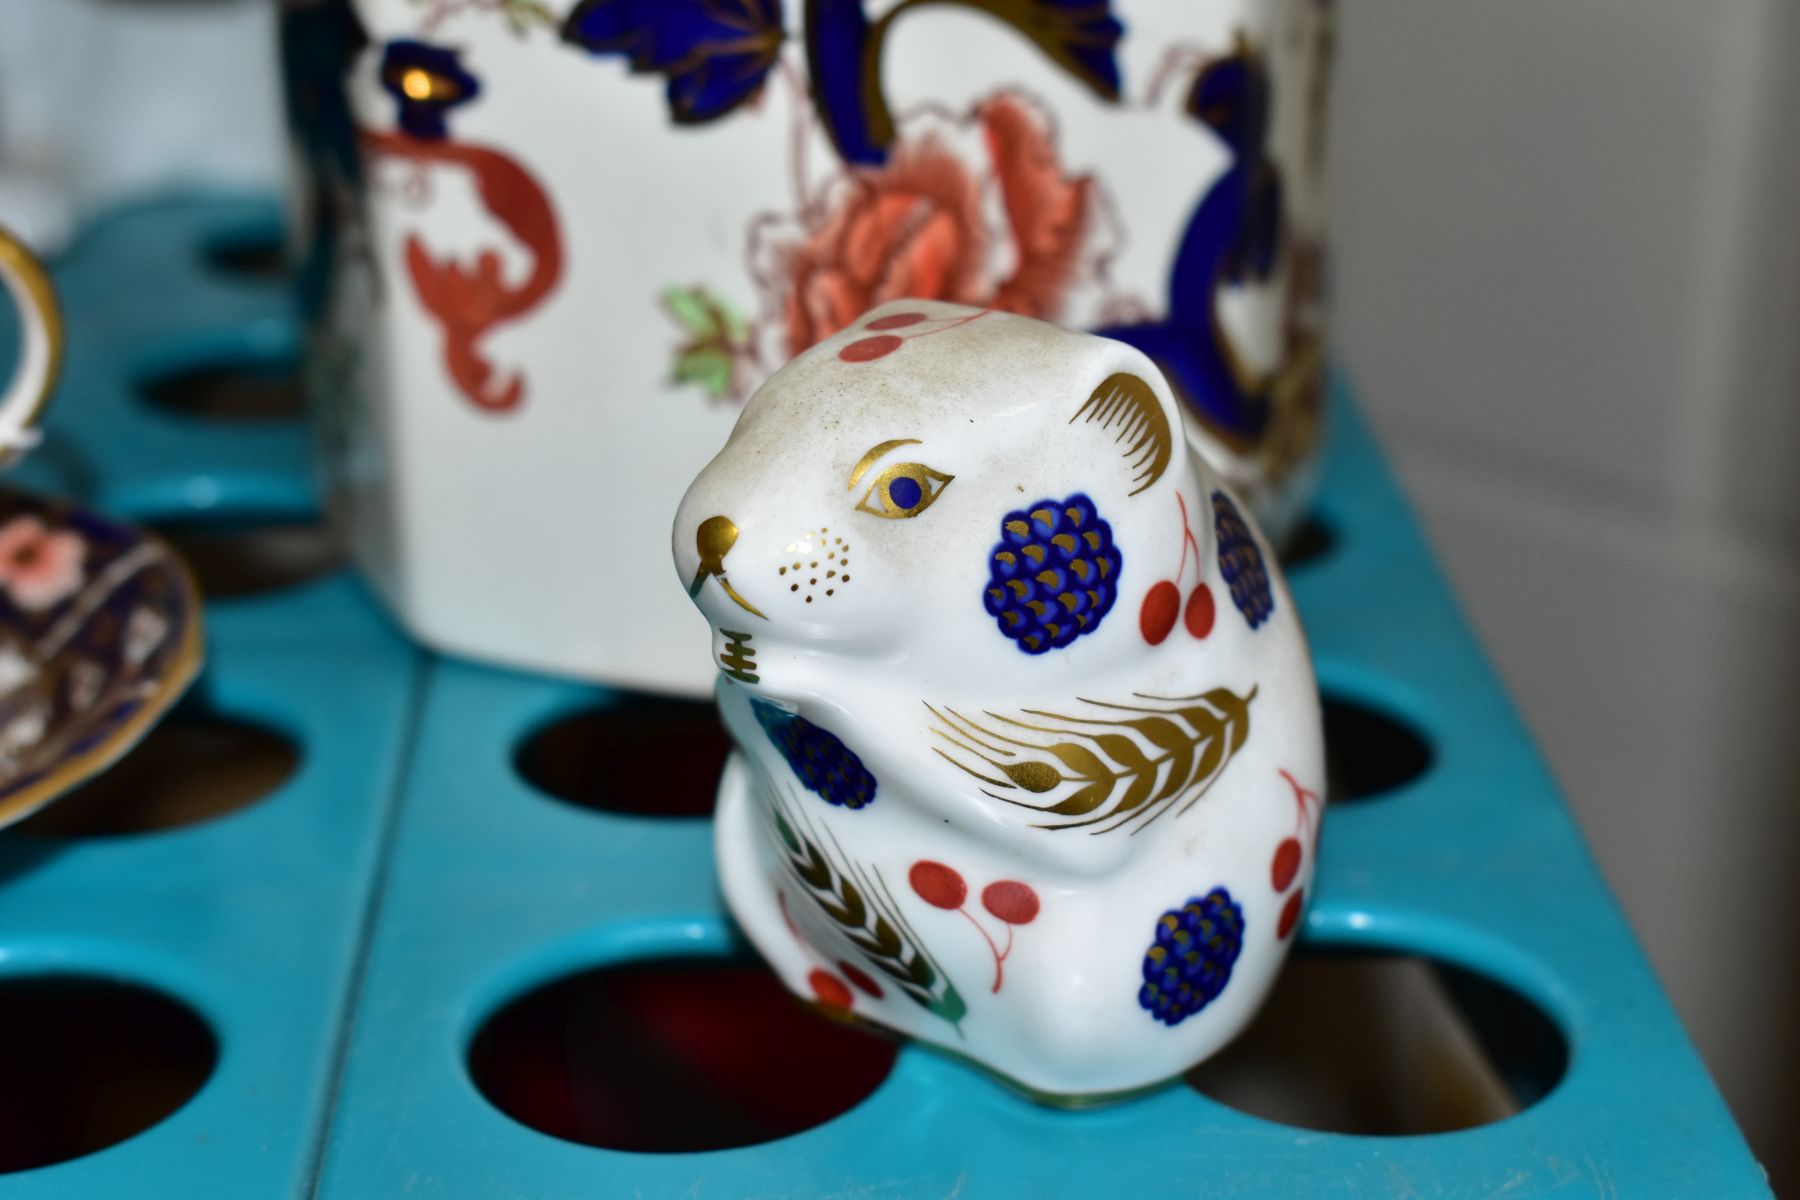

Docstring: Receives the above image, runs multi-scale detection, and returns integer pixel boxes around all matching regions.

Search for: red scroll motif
[362,131,564,413]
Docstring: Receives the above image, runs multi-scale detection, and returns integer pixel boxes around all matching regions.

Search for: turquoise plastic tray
[0,197,1770,1199]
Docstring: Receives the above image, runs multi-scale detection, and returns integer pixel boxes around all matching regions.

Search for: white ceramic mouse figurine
[674,299,1324,1103]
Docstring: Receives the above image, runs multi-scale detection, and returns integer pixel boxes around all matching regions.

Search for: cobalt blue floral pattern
[807,0,1123,164]
[378,41,480,141]
[1041,0,1128,97]
[751,696,877,809]
[1139,888,1244,1027]
[1212,490,1273,629]
[562,0,785,125]
[984,494,1120,655]
[1099,43,1283,445]
[1184,48,1282,290]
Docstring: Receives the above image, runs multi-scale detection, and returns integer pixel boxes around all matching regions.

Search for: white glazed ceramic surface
[675,301,1323,1100]
[318,0,1333,696]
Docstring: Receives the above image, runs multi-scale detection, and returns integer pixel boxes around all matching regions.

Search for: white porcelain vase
[308,0,1335,695]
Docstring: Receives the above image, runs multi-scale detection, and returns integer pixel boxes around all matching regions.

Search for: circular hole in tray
[468,958,896,1152]
[1189,951,1566,1134]
[1279,514,1336,570]
[515,699,729,818]
[0,974,218,1172]
[139,359,302,421]
[203,229,287,281]
[1323,694,1433,802]
[148,513,343,599]
[14,703,298,838]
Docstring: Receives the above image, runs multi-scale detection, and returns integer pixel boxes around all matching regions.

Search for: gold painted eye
[856,463,953,520]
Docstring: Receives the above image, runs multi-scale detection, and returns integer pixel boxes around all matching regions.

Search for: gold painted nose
[695,515,738,575]
[687,514,766,620]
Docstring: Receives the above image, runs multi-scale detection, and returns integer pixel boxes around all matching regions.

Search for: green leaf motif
[410,0,556,36]
[928,687,1258,835]
[502,0,557,33]
[929,984,968,1026]
[661,285,751,401]
[774,811,799,852]
[674,346,734,395]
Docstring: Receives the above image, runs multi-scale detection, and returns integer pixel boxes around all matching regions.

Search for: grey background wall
[1330,1,1800,1188]
[0,0,286,249]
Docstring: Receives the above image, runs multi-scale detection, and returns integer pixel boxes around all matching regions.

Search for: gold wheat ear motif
[1070,372,1172,497]
[927,687,1256,835]
[764,786,968,1029]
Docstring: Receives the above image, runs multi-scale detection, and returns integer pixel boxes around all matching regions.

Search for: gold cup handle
[0,224,62,466]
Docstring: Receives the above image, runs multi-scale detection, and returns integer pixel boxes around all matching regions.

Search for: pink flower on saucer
[0,516,85,612]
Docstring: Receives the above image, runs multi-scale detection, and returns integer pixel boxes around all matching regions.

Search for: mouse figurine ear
[1069,371,1174,497]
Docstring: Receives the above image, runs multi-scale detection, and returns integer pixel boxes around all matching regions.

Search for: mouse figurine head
[674,300,1323,1102]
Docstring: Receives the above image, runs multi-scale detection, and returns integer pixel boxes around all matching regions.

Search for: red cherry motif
[909,860,968,909]
[1139,581,1180,645]
[1279,768,1321,819]
[838,960,884,998]
[1145,493,1214,646]
[1278,891,1304,940]
[866,311,928,330]
[1267,771,1319,942]
[839,309,989,364]
[980,881,1040,925]
[1270,838,1302,891]
[840,335,903,362]
[1185,583,1216,639]
[809,969,854,1009]
[911,861,1039,993]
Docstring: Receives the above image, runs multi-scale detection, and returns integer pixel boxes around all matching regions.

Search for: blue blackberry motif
[1139,888,1245,1026]
[1212,490,1273,629]
[984,494,1121,655]
[751,697,876,810]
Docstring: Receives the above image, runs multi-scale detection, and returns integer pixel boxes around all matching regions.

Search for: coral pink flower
[0,516,85,612]
[767,92,1104,360]
[982,94,1097,320]
[778,136,990,358]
